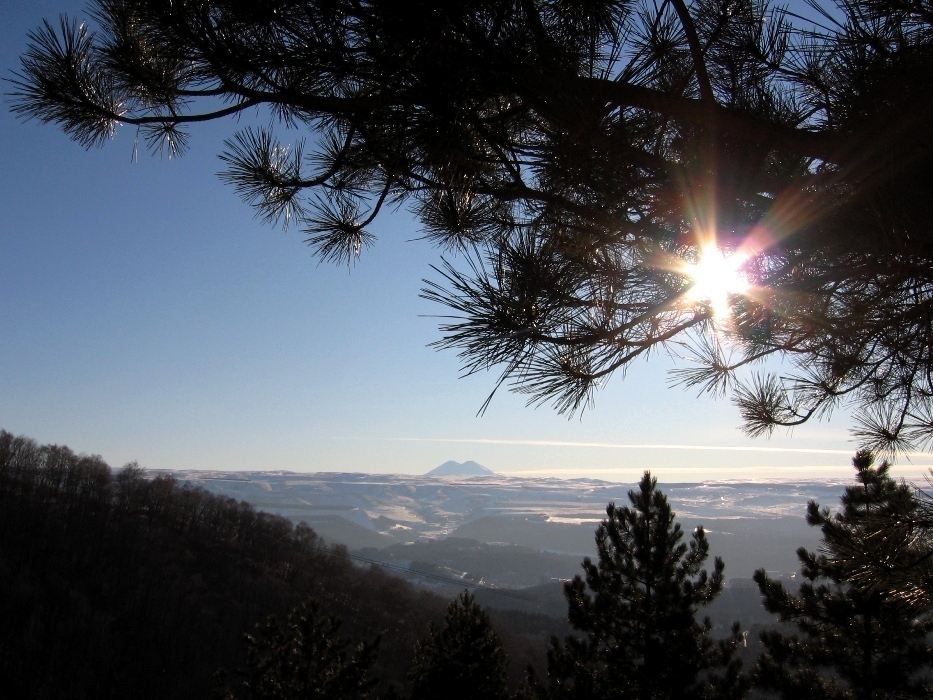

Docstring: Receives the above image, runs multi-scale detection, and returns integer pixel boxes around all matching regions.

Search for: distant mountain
[426,460,495,476]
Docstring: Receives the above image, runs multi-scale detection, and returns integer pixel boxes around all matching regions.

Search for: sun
[684,245,750,318]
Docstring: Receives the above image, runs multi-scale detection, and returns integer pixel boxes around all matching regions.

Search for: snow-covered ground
[163,470,844,579]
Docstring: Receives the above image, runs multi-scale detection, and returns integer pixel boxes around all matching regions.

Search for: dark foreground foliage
[754,452,933,699]
[0,429,562,698]
[409,591,511,700]
[217,597,380,700]
[0,430,446,698]
[537,472,748,700]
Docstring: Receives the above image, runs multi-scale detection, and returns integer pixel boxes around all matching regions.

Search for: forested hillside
[0,431,552,698]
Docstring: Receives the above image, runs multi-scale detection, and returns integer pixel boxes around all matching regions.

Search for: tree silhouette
[753,451,933,699]
[408,590,510,700]
[539,472,747,700]
[220,597,380,700]
[813,451,933,608]
[10,1,933,450]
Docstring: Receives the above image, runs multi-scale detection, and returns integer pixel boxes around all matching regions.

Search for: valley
[170,466,835,625]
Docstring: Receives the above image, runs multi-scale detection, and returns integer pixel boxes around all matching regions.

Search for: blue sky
[3,1,930,482]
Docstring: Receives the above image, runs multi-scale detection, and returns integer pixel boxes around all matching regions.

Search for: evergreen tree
[824,454,933,609]
[11,1,933,448]
[540,472,746,700]
[753,451,933,699]
[221,596,379,700]
[408,590,510,700]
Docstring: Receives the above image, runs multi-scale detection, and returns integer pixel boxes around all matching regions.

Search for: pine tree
[408,590,510,700]
[818,452,933,608]
[221,596,379,700]
[753,451,933,699]
[540,472,747,700]
[11,1,933,448]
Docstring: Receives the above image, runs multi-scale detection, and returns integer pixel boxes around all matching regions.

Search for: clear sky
[3,1,931,482]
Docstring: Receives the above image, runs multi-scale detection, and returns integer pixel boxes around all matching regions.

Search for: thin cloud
[388,437,857,455]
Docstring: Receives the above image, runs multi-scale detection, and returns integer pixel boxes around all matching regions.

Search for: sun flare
[684,245,750,318]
